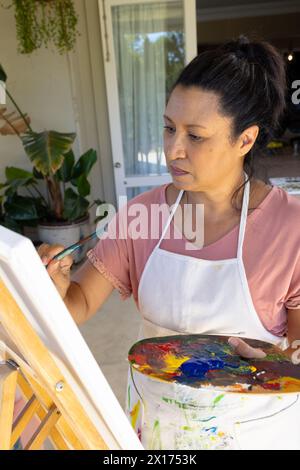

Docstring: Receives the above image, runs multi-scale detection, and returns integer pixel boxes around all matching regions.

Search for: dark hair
[171,35,287,211]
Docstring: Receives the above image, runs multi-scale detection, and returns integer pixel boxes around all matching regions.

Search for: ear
[239,125,259,155]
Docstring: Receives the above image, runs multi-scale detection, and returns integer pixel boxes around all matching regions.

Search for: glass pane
[112,1,185,179]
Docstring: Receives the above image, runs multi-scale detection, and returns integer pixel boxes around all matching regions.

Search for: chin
[171,173,190,181]
[171,179,193,192]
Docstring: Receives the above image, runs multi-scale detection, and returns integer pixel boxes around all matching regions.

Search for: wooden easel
[0,279,109,450]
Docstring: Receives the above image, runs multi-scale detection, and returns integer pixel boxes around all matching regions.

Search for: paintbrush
[46,231,98,267]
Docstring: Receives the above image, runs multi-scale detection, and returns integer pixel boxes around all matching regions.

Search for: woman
[39,36,300,449]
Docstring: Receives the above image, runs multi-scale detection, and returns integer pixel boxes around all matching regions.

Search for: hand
[228,337,267,359]
[37,243,73,300]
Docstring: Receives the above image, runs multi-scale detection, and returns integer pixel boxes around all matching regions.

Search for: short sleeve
[87,206,132,300]
[285,255,300,310]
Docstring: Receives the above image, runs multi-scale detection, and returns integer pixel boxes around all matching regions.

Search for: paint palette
[128,335,300,393]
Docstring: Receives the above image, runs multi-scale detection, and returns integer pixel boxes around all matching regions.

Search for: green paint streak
[127,385,131,410]
[184,409,191,427]
[150,420,162,450]
[162,396,198,410]
[265,353,287,362]
[162,396,172,404]
[229,365,254,374]
[197,416,217,423]
[182,426,193,431]
[212,394,225,408]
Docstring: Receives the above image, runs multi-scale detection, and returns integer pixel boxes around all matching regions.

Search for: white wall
[68,0,116,206]
[0,0,115,205]
[0,6,79,178]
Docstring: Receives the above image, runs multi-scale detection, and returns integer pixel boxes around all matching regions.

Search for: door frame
[98,0,197,202]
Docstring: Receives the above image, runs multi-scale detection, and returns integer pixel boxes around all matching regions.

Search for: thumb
[228,337,267,359]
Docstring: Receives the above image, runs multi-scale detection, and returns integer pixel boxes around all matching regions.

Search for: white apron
[125,174,300,450]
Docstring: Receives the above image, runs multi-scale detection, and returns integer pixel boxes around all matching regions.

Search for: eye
[189,134,203,142]
[163,125,175,134]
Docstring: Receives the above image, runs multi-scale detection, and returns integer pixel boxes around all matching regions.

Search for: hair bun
[237,35,250,46]
[221,35,254,61]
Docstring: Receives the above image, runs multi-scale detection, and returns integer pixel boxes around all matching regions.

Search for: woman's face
[164,85,256,192]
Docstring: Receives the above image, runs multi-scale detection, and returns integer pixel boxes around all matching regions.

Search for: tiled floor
[79,291,141,409]
[79,147,300,412]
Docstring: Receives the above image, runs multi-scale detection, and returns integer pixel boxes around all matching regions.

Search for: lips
[170,165,189,175]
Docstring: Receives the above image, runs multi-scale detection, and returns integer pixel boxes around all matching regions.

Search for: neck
[185,172,246,219]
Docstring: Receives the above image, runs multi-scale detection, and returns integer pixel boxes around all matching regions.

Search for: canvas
[0,226,143,450]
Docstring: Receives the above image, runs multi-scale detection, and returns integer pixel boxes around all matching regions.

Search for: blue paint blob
[205,427,217,434]
[180,358,225,379]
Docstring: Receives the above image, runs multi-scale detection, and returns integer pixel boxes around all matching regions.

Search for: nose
[165,133,187,160]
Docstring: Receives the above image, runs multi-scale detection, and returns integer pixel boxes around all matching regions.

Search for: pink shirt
[87,183,300,337]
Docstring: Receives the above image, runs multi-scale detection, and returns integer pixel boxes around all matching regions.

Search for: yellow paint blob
[159,353,191,373]
[130,400,141,429]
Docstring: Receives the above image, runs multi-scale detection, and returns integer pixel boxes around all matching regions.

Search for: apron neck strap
[157,188,184,247]
[237,171,250,260]
[157,172,250,254]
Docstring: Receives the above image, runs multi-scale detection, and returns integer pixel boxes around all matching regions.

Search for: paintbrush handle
[49,231,98,263]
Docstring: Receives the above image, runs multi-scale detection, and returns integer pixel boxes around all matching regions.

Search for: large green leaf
[4,195,39,221]
[0,64,7,83]
[72,149,97,179]
[21,131,76,176]
[57,150,75,182]
[33,167,44,179]
[63,188,89,221]
[72,174,90,197]
[5,167,34,181]
[29,197,48,220]
[1,216,22,233]
[4,167,36,196]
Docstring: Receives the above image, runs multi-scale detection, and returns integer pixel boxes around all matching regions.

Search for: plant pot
[37,215,95,264]
[23,225,39,243]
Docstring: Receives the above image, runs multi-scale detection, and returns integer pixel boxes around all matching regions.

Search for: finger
[37,243,49,256]
[228,337,267,359]
[46,259,61,277]
[57,254,73,270]
[61,265,71,275]
[37,243,50,264]
[60,259,72,274]
[40,244,66,265]
[47,257,73,276]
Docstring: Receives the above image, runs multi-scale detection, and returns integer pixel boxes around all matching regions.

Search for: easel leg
[24,405,61,450]
[10,395,42,448]
[0,363,18,450]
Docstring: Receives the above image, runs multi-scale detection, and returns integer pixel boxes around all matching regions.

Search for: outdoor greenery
[0,63,103,233]
[3,0,79,54]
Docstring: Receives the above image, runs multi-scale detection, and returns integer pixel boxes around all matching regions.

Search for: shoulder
[264,185,300,241]
[115,184,168,229]
[126,184,167,208]
[270,185,300,215]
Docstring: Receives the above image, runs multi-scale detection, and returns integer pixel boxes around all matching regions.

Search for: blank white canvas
[0,226,143,450]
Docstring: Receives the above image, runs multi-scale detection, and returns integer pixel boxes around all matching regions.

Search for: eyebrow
[163,114,207,129]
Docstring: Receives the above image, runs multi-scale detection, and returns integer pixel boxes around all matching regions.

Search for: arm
[38,244,114,325]
[66,261,114,325]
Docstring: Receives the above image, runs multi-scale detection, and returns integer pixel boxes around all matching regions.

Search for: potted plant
[2,0,79,55]
[0,64,105,262]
